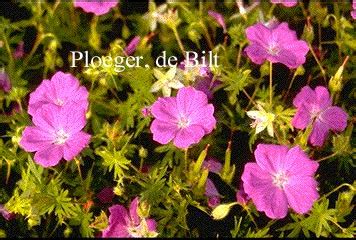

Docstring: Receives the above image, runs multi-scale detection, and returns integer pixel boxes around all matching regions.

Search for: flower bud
[329,56,349,93]
[211,202,237,220]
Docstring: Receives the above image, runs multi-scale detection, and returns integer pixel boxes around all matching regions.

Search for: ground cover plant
[0,0,355,238]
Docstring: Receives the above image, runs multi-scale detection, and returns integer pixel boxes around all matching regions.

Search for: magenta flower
[208,10,227,33]
[19,103,91,167]
[28,71,89,116]
[102,197,158,238]
[241,144,319,219]
[141,106,152,118]
[0,204,14,221]
[352,0,356,19]
[97,187,115,204]
[124,36,140,56]
[292,86,348,147]
[74,0,118,16]
[178,60,221,100]
[244,22,309,69]
[270,0,298,7]
[150,87,216,149]
[0,71,11,93]
[236,182,250,206]
[13,41,25,59]
[203,157,222,208]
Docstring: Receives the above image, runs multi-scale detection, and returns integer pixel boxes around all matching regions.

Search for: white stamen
[272,171,289,189]
[53,129,70,145]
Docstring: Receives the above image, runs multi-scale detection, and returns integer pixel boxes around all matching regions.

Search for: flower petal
[291,104,311,129]
[34,144,63,167]
[150,119,177,145]
[150,97,178,123]
[19,126,53,152]
[244,44,268,65]
[176,87,208,117]
[284,176,319,214]
[188,104,216,134]
[173,125,205,149]
[309,120,329,147]
[254,144,289,173]
[284,146,319,176]
[129,197,140,226]
[293,86,316,108]
[314,86,332,109]
[320,106,348,132]
[242,162,288,219]
[102,205,130,238]
[63,131,91,160]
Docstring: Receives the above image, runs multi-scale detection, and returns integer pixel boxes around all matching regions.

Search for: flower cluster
[19,71,91,167]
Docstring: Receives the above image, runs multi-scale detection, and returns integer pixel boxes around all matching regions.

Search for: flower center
[127,220,158,238]
[272,171,289,189]
[177,116,190,129]
[267,42,280,56]
[53,129,70,145]
[55,98,64,106]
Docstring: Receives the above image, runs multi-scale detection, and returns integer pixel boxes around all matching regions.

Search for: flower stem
[308,43,326,82]
[285,73,297,100]
[269,61,273,107]
[184,148,188,173]
[317,183,355,202]
[172,26,185,55]
[75,158,83,183]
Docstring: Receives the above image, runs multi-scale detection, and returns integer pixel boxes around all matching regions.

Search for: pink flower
[203,157,222,208]
[270,0,298,7]
[352,0,356,19]
[74,0,118,16]
[150,87,216,149]
[97,187,115,204]
[292,86,348,147]
[236,182,250,206]
[202,157,222,174]
[178,59,221,100]
[242,144,319,219]
[28,71,89,116]
[19,103,91,167]
[141,106,152,118]
[0,71,11,93]
[208,10,227,33]
[124,36,140,56]
[13,41,25,59]
[102,197,158,238]
[0,204,14,221]
[244,22,309,69]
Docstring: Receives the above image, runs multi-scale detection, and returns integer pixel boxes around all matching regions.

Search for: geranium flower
[74,0,118,16]
[292,86,348,147]
[208,10,227,33]
[270,0,298,7]
[178,59,221,100]
[0,71,11,93]
[102,197,158,238]
[247,103,275,137]
[19,103,91,167]
[236,183,250,206]
[0,204,14,220]
[150,87,216,149]
[13,41,25,59]
[352,0,356,19]
[97,187,115,204]
[124,36,140,56]
[203,157,222,208]
[28,71,89,116]
[150,66,184,97]
[241,144,319,219]
[244,22,309,69]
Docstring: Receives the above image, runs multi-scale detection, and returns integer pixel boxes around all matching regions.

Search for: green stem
[308,43,326,82]
[269,61,273,107]
[317,183,355,202]
[236,45,242,68]
[285,73,297,100]
[316,152,338,162]
[172,26,185,55]
[200,22,214,50]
